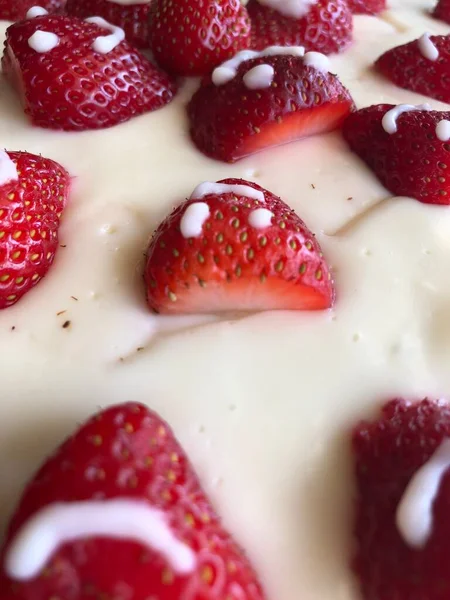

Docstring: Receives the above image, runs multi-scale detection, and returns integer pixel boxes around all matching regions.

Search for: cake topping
[436,119,450,141]
[180,202,210,238]
[243,64,275,89]
[0,150,18,187]
[418,33,439,60]
[85,16,125,54]
[26,6,49,17]
[0,402,266,599]
[255,0,316,19]
[27,30,59,53]
[145,178,334,314]
[191,182,265,203]
[303,51,330,72]
[343,104,450,204]
[190,52,355,162]
[5,499,196,580]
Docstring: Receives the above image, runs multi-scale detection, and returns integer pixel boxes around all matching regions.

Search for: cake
[1,0,450,598]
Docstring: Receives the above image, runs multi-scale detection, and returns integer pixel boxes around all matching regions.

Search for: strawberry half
[346,0,385,14]
[376,34,450,104]
[353,398,450,600]
[65,0,150,49]
[343,104,450,205]
[0,0,65,21]
[247,0,353,55]
[148,0,251,76]
[144,178,334,314]
[0,150,70,309]
[188,51,355,163]
[0,402,266,600]
[433,0,450,25]
[2,14,176,131]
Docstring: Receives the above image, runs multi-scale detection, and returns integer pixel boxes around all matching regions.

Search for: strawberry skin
[433,0,450,25]
[145,178,334,314]
[343,104,450,205]
[2,14,176,131]
[247,0,353,55]
[188,53,355,163]
[0,402,266,600]
[148,0,251,76]
[376,35,450,104]
[346,0,385,14]
[65,0,150,49]
[353,398,450,600]
[0,151,70,309]
[0,0,65,20]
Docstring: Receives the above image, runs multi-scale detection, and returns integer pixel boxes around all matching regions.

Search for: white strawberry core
[26,6,49,18]
[381,103,432,135]
[27,31,59,53]
[0,150,18,187]
[436,120,450,142]
[418,33,439,61]
[5,499,196,581]
[256,0,316,19]
[85,16,125,54]
[396,438,450,548]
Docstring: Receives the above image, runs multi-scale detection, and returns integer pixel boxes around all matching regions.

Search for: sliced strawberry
[2,14,176,131]
[0,0,65,20]
[343,104,450,205]
[148,0,251,76]
[0,150,70,309]
[0,402,266,599]
[144,178,334,314]
[376,34,450,104]
[65,0,150,49]
[247,0,353,55]
[188,52,355,163]
[353,398,450,600]
[433,0,450,25]
[346,0,385,14]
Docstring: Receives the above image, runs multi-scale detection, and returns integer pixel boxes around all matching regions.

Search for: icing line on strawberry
[190,181,265,203]
[303,51,330,72]
[5,499,197,581]
[212,45,305,86]
[255,0,316,19]
[0,150,18,186]
[85,16,125,54]
[382,103,432,134]
[27,30,59,53]
[248,207,274,228]
[436,119,450,141]
[180,202,210,238]
[396,438,450,548]
[243,64,275,89]
[26,6,49,18]
[418,33,439,61]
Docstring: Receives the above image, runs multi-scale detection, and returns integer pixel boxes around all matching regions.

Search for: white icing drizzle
[248,208,274,229]
[0,150,18,187]
[303,51,330,72]
[26,6,49,18]
[382,103,432,134]
[396,439,450,548]
[27,30,59,53]
[85,17,126,54]
[4,499,196,581]
[418,33,439,61]
[180,202,210,238]
[256,0,316,19]
[190,182,265,203]
[436,120,450,142]
[243,64,275,90]
[212,46,305,86]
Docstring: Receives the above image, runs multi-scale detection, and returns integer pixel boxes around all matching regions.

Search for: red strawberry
[353,398,450,600]
[148,0,251,76]
[144,178,334,314]
[65,0,150,49]
[247,0,353,55]
[2,14,176,131]
[376,34,450,104]
[0,402,266,599]
[0,150,70,309]
[433,0,450,24]
[0,0,65,21]
[188,52,355,163]
[346,0,385,14]
[343,104,450,205]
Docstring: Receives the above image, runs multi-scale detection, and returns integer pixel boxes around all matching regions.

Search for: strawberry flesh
[433,0,450,24]
[0,0,65,20]
[347,0,385,14]
[145,178,335,314]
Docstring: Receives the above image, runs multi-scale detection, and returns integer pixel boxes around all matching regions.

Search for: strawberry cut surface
[347,0,385,14]
[247,0,353,55]
[343,104,450,205]
[144,178,335,314]
[2,14,176,131]
[0,0,65,20]
[353,398,450,600]
[0,402,266,600]
[0,151,70,309]
[376,34,450,104]
[188,53,355,162]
